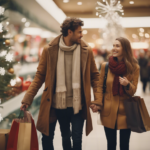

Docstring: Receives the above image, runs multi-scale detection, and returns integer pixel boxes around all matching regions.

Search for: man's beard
[71,38,81,44]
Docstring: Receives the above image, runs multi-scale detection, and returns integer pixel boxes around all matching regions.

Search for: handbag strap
[103,62,109,94]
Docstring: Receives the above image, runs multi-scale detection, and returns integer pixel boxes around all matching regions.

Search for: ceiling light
[77,2,82,5]
[63,0,69,3]
[145,33,150,38]
[118,1,121,3]
[21,18,26,22]
[88,43,95,48]
[82,30,87,34]
[131,42,149,49]
[25,22,30,27]
[139,32,144,37]
[23,27,42,35]
[36,0,66,24]
[139,28,144,33]
[129,1,134,4]
[132,34,137,39]
[41,31,52,38]
[81,17,150,29]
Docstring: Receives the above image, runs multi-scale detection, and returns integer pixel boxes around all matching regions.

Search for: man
[138,50,149,93]
[20,18,101,150]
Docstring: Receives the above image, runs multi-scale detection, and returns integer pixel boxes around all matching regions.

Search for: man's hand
[90,104,101,113]
[20,103,29,111]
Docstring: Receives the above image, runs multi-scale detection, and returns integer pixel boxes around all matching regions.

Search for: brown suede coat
[22,35,101,136]
[92,62,140,129]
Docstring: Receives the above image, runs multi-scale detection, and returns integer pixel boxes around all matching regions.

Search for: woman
[91,37,140,150]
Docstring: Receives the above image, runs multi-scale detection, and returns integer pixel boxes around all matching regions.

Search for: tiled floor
[38,81,150,150]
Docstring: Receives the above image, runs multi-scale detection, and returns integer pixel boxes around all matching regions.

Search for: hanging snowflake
[0,23,3,32]
[0,113,3,122]
[0,67,5,75]
[5,53,13,62]
[0,50,7,57]
[96,0,123,20]
[10,79,16,86]
[0,6,5,15]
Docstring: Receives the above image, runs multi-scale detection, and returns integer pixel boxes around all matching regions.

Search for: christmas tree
[0,1,16,100]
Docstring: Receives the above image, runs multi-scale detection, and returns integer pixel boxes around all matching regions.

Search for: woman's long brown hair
[116,37,138,74]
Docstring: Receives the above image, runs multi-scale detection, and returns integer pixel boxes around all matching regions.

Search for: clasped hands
[90,104,101,113]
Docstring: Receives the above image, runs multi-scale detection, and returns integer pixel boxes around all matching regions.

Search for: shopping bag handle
[18,105,26,119]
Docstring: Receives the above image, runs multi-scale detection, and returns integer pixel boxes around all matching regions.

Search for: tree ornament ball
[5,40,10,45]
[15,76,22,86]
[8,68,14,74]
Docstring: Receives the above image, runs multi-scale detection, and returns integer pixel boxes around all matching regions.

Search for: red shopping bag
[6,111,39,150]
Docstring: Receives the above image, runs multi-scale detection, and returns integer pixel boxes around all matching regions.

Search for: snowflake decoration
[0,23,3,32]
[5,53,13,62]
[10,79,16,86]
[0,67,5,75]
[0,6,5,15]
[96,0,123,20]
[0,50,7,57]
[0,113,3,122]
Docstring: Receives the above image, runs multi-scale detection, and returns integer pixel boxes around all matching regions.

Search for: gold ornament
[8,68,14,74]
[5,40,10,45]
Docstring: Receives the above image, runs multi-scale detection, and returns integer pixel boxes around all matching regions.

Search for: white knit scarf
[55,36,82,114]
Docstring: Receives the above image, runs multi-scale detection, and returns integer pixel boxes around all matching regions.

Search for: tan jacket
[22,35,101,136]
[92,62,140,129]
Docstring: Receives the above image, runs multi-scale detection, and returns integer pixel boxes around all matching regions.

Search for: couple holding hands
[20,17,139,150]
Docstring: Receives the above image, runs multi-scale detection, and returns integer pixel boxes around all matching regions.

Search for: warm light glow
[129,1,134,4]
[122,13,124,15]
[131,42,149,49]
[139,32,144,37]
[22,18,26,22]
[82,30,87,34]
[77,2,82,5]
[96,12,99,16]
[145,33,150,38]
[139,28,144,33]
[88,43,95,48]
[6,22,9,25]
[132,34,137,39]
[96,39,103,44]
[63,0,69,3]
[25,22,30,27]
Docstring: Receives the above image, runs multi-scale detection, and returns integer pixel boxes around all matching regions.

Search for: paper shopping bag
[0,129,10,150]
[137,97,150,131]
[6,110,32,150]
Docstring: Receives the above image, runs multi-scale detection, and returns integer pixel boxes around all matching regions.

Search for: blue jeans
[55,107,84,150]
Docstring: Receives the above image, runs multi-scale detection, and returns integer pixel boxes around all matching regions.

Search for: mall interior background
[0,0,150,149]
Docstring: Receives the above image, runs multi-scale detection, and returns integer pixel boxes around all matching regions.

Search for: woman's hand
[90,104,101,113]
[119,76,129,86]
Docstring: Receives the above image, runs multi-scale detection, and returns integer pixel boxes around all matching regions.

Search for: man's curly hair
[60,18,84,37]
